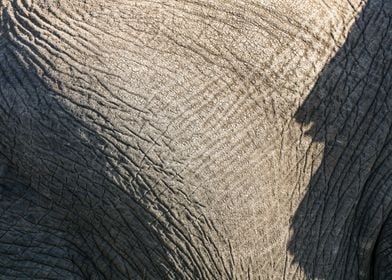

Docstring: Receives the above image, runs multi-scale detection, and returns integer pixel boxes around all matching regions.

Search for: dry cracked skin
[0,0,391,279]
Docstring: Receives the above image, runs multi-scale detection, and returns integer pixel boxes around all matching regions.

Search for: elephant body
[0,0,391,279]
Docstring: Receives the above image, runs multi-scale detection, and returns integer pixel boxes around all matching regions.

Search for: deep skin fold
[0,0,392,279]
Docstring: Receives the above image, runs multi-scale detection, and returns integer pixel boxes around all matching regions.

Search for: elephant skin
[0,0,391,279]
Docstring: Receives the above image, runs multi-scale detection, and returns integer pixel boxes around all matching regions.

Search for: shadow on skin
[289,0,392,278]
[0,53,176,278]
[0,4,221,278]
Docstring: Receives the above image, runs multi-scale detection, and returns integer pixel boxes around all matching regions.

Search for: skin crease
[0,0,391,279]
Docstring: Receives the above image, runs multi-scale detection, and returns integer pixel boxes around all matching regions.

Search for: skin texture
[289,1,392,279]
[290,1,392,279]
[0,0,391,279]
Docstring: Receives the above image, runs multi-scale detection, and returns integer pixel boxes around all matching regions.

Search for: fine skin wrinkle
[0,0,391,279]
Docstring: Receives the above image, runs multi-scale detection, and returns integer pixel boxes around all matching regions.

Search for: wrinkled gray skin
[0,0,391,279]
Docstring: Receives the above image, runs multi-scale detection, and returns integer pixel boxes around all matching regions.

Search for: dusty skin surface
[1,0,391,279]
